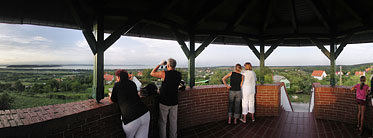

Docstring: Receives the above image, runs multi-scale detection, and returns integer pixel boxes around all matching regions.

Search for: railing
[279,83,294,112]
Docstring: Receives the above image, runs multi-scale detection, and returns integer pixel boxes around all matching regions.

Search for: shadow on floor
[179,112,372,138]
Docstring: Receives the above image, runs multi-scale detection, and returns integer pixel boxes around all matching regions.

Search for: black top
[230,72,242,91]
[111,81,148,125]
[160,70,182,106]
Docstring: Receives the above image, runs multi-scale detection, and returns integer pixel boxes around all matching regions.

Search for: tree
[0,93,15,110]
[71,81,81,92]
[31,83,44,93]
[210,70,229,85]
[14,81,25,92]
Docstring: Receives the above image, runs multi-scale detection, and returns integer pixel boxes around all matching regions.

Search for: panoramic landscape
[1,63,372,110]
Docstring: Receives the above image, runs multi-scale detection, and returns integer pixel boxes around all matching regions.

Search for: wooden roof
[0,0,372,46]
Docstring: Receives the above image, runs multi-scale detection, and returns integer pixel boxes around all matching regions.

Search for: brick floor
[179,111,373,138]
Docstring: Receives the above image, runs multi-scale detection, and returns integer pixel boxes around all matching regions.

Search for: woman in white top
[240,62,257,123]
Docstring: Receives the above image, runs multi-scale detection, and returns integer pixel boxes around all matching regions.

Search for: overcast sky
[0,23,372,67]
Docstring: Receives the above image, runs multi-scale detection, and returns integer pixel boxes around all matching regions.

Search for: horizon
[1,23,373,66]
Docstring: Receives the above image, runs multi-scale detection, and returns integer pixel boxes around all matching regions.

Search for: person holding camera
[151,58,181,138]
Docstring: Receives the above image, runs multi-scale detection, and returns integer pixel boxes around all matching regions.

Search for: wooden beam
[305,0,331,31]
[102,19,140,51]
[265,39,283,60]
[309,37,330,59]
[66,0,97,54]
[188,34,196,88]
[335,33,353,59]
[192,0,225,27]
[243,37,260,59]
[262,0,276,33]
[225,0,254,31]
[195,35,217,57]
[172,28,190,59]
[340,0,370,26]
[289,0,298,33]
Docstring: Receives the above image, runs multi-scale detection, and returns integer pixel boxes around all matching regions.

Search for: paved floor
[179,111,372,138]
[292,102,310,112]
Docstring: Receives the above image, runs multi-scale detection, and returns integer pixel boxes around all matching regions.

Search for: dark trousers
[228,90,242,118]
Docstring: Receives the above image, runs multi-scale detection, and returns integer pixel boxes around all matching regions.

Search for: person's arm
[150,63,166,79]
[110,84,118,102]
[222,72,232,89]
[240,75,244,88]
[351,84,357,91]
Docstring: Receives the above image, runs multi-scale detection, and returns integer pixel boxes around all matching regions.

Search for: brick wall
[0,84,282,137]
[313,85,373,128]
[256,84,282,116]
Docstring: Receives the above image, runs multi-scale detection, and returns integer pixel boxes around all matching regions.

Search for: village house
[311,70,327,80]
[104,73,114,84]
[355,71,366,76]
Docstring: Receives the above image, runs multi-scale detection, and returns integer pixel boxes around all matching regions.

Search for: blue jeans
[228,90,242,119]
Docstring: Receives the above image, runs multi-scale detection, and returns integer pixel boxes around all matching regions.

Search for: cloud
[75,40,89,48]
[33,36,49,42]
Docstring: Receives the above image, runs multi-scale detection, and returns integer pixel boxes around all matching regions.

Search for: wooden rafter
[225,0,254,32]
[192,0,225,28]
[339,0,370,26]
[262,0,276,33]
[305,0,331,32]
[289,0,298,33]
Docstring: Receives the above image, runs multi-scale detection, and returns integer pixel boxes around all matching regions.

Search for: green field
[8,93,80,109]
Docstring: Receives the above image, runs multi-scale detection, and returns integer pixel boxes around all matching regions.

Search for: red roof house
[104,73,114,83]
[311,70,327,80]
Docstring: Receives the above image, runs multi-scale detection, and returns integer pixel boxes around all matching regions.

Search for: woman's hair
[360,76,366,90]
[235,64,242,72]
[115,69,129,84]
[244,62,252,70]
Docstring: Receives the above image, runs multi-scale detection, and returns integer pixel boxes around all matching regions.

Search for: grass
[289,93,311,103]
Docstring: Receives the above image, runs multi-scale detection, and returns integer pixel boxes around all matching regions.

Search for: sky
[0,23,373,67]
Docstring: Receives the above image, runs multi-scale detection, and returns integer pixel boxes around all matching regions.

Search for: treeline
[0,74,93,93]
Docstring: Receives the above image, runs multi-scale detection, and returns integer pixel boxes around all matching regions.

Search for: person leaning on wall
[150,58,182,138]
[109,69,150,138]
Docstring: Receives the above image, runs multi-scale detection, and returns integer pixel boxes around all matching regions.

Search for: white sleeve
[132,76,142,91]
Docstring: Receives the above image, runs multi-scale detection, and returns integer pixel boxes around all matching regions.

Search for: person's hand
[226,86,231,90]
[159,60,167,66]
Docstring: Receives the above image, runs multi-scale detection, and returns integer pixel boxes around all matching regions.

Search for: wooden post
[330,38,336,86]
[259,42,265,84]
[92,16,105,102]
[188,34,196,88]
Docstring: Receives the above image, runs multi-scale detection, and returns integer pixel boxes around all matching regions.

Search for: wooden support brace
[335,33,353,59]
[264,38,283,60]
[309,37,330,59]
[172,29,190,59]
[103,19,140,51]
[242,37,260,59]
[195,35,217,57]
[66,0,97,54]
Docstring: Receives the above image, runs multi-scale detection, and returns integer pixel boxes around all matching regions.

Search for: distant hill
[6,65,62,68]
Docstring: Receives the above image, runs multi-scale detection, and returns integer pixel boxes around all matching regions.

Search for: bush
[0,93,15,110]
